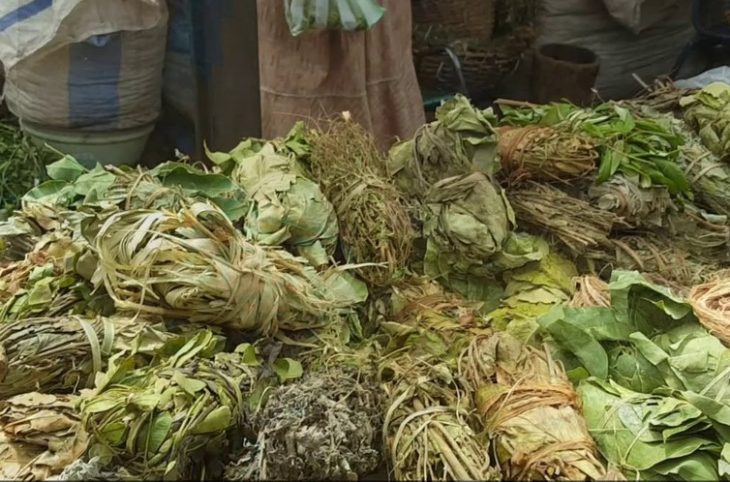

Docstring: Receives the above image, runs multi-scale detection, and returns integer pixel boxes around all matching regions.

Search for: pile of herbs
[4,92,730,482]
[0,122,52,218]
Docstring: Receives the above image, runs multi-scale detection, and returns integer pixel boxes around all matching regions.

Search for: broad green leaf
[140,411,172,454]
[46,155,87,182]
[540,315,608,378]
[192,405,232,434]
[272,358,304,382]
[160,165,240,198]
[74,167,116,198]
[23,180,74,204]
[172,371,206,395]
[204,142,232,166]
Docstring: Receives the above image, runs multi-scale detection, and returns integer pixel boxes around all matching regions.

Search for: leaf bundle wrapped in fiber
[497,125,598,184]
[378,285,498,481]
[667,206,730,263]
[228,368,382,480]
[0,392,87,480]
[689,271,730,346]
[423,172,516,280]
[380,350,497,481]
[462,333,609,481]
[232,144,338,268]
[387,95,499,197]
[680,82,730,159]
[587,174,675,229]
[594,234,715,287]
[0,316,169,398]
[80,331,258,480]
[680,139,730,217]
[0,237,113,322]
[93,202,333,334]
[507,183,619,256]
[307,119,414,287]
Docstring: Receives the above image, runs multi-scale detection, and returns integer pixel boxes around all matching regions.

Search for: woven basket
[414,27,536,100]
[412,0,496,43]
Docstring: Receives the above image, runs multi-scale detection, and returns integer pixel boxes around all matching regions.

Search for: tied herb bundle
[80,331,260,480]
[498,101,690,195]
[497,125,598,184]
[0,393,87,480]
[587,174,676,229]
[462,333,609,481]
[92,202,332,335]
[507,182,620,256]
[594,234,714,287]
[680,82,730,160]
[0,316,171,398]
[379,285,498,481]
[387,95,499,197]
[231,144,338,268]
[307,119,415,287]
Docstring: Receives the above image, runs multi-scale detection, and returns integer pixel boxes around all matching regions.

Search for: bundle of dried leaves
[507,183,620,256]
[307,119,415,287]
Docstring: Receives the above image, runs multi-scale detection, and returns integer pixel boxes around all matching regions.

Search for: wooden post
[191,0,261,158]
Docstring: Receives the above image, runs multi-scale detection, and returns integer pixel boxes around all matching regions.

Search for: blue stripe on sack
[68,33,122,129]
[0,0,53,33]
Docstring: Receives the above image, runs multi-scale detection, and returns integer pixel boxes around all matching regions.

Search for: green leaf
[23,180,74,204]
[539,313,608,378]
[205,142,232,166]
[141,411,172,454]
[73,167,116,198]
[272,358,304,382]
[211,196,248,222]
[234,343,261,366]
[159,165,241,197]
[192,405,232,434]
[46,155,87,182]
[172,371,207,395]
